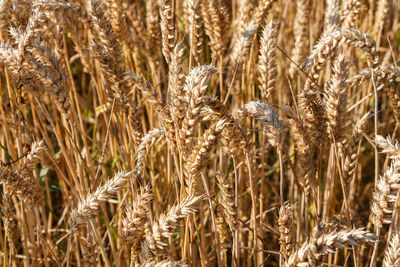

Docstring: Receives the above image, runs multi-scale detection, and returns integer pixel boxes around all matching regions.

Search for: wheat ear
[0,140,46,206]
[289,0,309,78]
[278,203,294,258]
[324,0,340,29]
[202,0,230,62]
[340,0,361,28]
[202,97,247,157]
[325,54,349,143]
[81,234,99,267]
[188,0,203,66]
[383,231,400,267]
[121,186,153,245]
[216,172,237,233]
[159,0,175,64]
[168,42,186,127]
[283,106,314,195]
[71,171,133,231]
[342,112,370,186]
[287,224,377,266]
[136,128,166,181]
[258,20,278,102]
[370,157,400,228]
[303,27,378,91]
[144,194,202,254]
[237,100,285,148]
[180,65,218,149]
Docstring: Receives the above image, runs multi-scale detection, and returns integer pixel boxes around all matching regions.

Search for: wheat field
[0,0,399,266]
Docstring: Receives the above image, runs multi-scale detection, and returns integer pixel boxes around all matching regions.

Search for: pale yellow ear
[0,0,397,265]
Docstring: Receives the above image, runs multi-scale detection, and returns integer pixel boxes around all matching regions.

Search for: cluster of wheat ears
[0,0,400,266]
